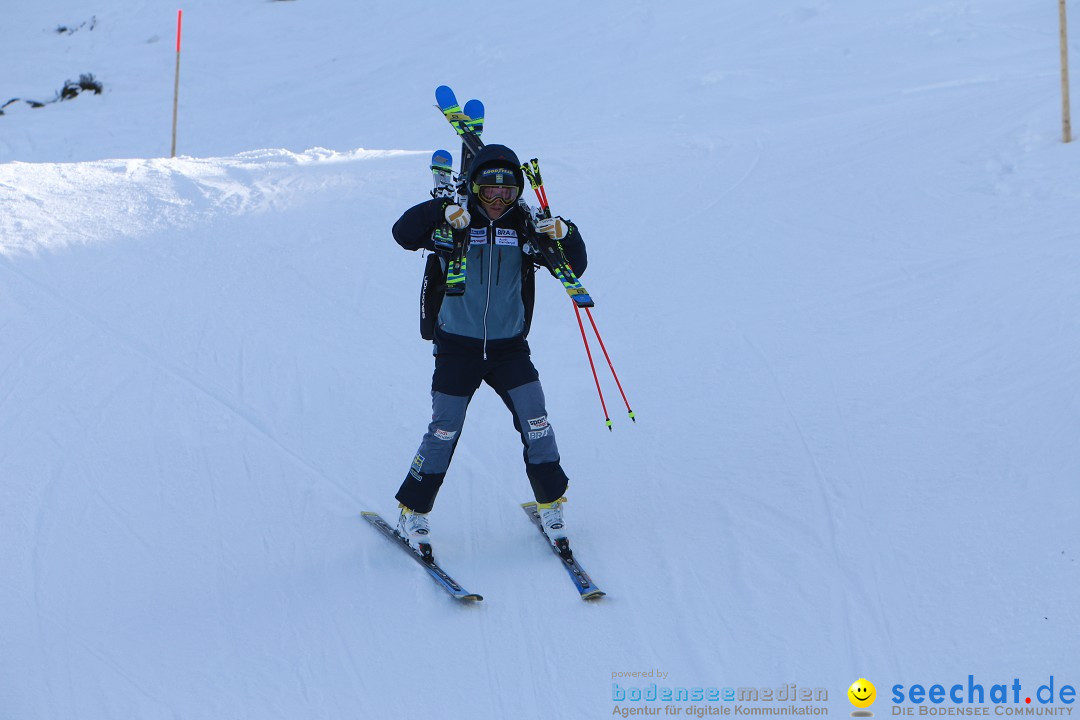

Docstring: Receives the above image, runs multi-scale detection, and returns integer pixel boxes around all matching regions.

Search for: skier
[391,143,586,563]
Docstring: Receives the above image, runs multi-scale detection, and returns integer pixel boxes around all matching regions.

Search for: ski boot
[537,497,572,561]
[396,505,434,565]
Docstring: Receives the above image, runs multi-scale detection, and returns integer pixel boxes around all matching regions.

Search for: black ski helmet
[467,144,525,197]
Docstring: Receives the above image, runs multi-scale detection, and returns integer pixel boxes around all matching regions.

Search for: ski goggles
[476,185,519,204]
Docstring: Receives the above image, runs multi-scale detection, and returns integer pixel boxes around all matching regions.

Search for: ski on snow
[363,508,604,602]
[361,512,483,602]
[521,502,606,601]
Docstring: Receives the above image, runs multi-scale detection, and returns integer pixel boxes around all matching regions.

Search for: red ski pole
[574,303,612,430]
[584,308,635,422]
[523,157,634,428]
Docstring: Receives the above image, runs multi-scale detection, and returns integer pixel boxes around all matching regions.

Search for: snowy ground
[2,2,1079,719]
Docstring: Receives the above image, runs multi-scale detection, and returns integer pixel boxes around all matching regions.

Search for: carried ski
[521,502,606,600]
[430,149,466,296]
[520,158,595,307]
[430,148,455,198]
[461,97,485,172]
[361,512,483,602]
[448,98,483,294]
[427,96,484,297]
[436,85,484,158]
[434,84,595,308]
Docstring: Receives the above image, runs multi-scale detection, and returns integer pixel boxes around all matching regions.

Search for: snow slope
[2,1,1079,719]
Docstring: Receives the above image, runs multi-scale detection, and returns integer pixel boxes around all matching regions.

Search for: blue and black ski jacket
[392,144,587,346]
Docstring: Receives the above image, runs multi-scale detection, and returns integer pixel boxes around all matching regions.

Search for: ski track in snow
[0,251,359,504]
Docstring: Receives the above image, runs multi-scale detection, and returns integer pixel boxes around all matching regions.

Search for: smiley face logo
[848,678,876,709]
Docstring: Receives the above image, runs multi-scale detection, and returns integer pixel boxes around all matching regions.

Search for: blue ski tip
[463,99,485,136]
[431,149,453,169]
[435,85,459,110]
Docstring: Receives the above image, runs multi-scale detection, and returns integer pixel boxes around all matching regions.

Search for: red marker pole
[170,10,183,157]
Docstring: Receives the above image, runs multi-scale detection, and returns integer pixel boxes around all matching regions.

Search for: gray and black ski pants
[395,336,569,513]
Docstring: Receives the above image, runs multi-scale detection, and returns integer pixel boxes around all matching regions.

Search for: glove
[535,216,569,241]
[444,203,471,230]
